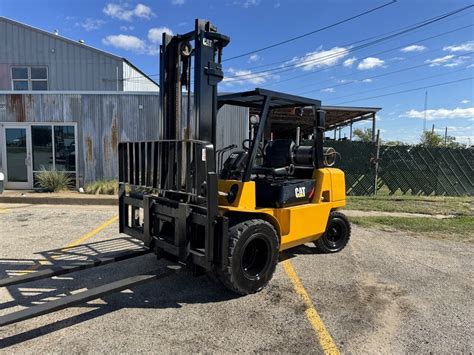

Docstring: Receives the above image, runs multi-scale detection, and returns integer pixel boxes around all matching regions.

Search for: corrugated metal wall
[0,93,248,185]
[122,62,159,92]
[0,17,157,92]
[0,18,123,91]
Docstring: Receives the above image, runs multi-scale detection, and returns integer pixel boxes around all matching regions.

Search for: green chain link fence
[325,141,474,196]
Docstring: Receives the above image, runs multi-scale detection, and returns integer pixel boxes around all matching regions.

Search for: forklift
[118,19,350,294]
[0,19,349,327]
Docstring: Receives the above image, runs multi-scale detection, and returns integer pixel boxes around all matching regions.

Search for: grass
[35,169,73,192]
[346,195,473,217]
[350,215,474,243]
[84,179,118,195]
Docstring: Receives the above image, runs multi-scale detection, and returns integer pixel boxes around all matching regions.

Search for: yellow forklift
[117,19,350,294]
[0,19,350,327]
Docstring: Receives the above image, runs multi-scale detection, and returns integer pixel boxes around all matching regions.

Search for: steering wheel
[242,139,263,158]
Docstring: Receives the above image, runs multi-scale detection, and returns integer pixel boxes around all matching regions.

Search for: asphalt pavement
[0,204,472,353]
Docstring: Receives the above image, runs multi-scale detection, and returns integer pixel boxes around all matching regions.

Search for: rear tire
[218,219,279,295]
[315,211,351,253]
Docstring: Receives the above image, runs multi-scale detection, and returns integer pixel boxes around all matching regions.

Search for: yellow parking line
[63,215,119,249]
[18,215,119,275]
[282,260,340,355]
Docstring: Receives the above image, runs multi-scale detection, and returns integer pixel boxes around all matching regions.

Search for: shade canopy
[218,88,381,134]
[218,88,321,109]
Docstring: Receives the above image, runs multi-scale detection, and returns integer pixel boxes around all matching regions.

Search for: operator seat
[253,139,295,177]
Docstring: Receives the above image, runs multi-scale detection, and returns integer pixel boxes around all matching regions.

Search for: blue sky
[1,0,473,144]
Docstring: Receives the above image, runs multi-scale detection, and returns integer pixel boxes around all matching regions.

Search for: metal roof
[0,16,123,61]
[219,88,379,131]
[0,16,159,88]
[218,88,321,109]
[269,106,380,134]
[322,105,381,129]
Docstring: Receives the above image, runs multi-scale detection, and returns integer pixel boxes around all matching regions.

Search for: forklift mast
[160,19,229,143]
[117,19,230,271]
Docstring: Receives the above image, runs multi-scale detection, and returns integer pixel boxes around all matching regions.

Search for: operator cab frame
[218,88,326,208]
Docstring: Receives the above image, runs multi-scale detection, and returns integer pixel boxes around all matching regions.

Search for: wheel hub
[241,236,270,280]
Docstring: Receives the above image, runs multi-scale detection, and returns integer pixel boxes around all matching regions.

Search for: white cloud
[289,47,349,71]
[133,4,155,19]
[243,0,260,8]
[248,54,261,63]
[148,27,173,44]
[361,78,372,83]
[461,100,470,104]
[453,135,474,144]
[443,41,474,52]
[403,107,474,120]
[172,0,185,5]
[391,56,405,61]
[103,3,154,21]
[343,57,357,67]
[102,34,145,52]
[444,56,470,67]
[120,25,135,31]
[424,55,470,67]
[337,79,353,84]
[223,67,277,86]
[321,88,335,93]
[78,18,105,31]
[425,55,454,66]
[400,45,426,53]
[357,57,385,70]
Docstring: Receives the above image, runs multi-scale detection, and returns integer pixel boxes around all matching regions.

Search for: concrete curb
[0,195,117,206]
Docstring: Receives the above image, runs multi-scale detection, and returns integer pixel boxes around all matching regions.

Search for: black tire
[218,219,279,295]
[314,211,351,253]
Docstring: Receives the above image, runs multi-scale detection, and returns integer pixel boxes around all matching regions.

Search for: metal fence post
[374,129,381,196]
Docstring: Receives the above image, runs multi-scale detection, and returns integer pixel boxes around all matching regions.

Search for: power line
[297,51,473,95]
[121,4,473,83]
[234,7,474,72]
[223,4,474,81]
[263,23,473,88]
[222,0,397,62]
[329,77,473,105]
[325,67,470,102]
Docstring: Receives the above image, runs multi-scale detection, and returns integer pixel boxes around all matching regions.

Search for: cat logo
[295,186,306,198]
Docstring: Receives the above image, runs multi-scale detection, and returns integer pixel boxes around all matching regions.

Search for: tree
[419,131,443,147]
[384,140,407,146]
[352,128,373,142]
[446,135,461,148]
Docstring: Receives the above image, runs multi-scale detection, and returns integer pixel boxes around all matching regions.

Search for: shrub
[84,179,118,195]
[35,169,73,192]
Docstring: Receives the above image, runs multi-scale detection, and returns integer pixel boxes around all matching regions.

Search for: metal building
[0,92,248,189]
[0,17,158,92]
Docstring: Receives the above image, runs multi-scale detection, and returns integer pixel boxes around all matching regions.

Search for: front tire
[315,211,351,253]
[218,219,279,295]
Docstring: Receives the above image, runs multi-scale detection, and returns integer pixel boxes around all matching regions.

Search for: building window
[31,124,77,187]
[11,66,48,91]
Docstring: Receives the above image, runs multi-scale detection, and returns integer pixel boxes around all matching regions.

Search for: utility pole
[444,127,448,146]
[431,124,435,134]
